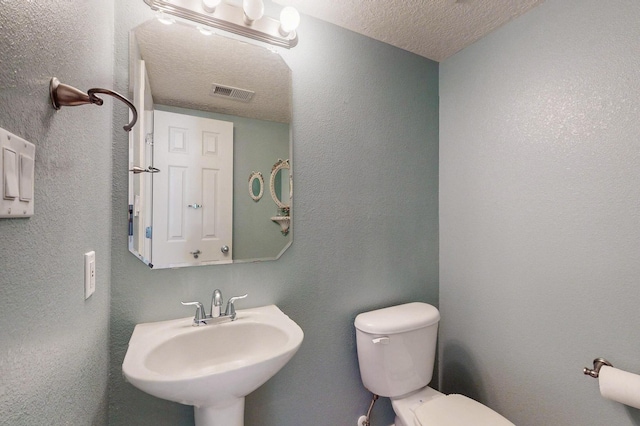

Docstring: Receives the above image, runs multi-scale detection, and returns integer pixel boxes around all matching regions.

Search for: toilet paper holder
[583,358,613,378]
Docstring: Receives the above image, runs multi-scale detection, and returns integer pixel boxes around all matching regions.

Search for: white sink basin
[122,305,304,426]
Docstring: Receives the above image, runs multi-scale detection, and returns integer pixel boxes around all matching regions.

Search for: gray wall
[110,2,439,426]
[0,2,114,425]
[439,1,640,425]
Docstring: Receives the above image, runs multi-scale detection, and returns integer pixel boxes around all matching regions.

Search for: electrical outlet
[84,251,96,299]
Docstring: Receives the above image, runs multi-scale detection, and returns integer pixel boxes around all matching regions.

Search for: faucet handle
[224,294,248,320]
[181,301,206,324]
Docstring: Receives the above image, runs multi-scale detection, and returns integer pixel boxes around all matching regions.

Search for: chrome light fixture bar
[143,0,299,49]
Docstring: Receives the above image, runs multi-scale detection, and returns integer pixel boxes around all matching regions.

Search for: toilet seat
[414,394,515,426]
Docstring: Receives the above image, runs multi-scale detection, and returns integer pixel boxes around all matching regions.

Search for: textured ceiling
[134,19,291,123]
[272,0,545,62]
[133,0,545,119]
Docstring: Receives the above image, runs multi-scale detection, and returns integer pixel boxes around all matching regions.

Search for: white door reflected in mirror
[152,110,234,268]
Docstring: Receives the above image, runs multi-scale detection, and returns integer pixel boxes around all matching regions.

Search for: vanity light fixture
[201,0,221,13]
[144,0,299,49]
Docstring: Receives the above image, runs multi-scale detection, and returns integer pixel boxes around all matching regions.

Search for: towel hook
[49,77,138,132]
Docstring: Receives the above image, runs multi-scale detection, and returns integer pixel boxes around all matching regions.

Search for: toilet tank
[354,302,440,398]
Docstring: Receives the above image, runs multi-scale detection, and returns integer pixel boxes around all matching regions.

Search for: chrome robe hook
[49,77,138,132]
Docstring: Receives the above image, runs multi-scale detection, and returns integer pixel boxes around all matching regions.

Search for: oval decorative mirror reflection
[248,172,264,202]
[270,159,291,236]
[128,19,292,269]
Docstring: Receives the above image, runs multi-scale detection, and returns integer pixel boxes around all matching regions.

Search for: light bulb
[156,11,175,25]
[242,0,264,24]
[279,6,300,35]
[202,0,221,13]
[197,26,213,36]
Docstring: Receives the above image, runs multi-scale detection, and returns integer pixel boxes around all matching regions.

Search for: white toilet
[354,302,515,426]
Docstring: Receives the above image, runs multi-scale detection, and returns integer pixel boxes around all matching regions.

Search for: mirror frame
[270,159,291,210]
[248,171,264,202]
[127,19,293,269]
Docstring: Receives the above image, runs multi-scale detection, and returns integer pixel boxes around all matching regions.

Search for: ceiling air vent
[209,83,255,102]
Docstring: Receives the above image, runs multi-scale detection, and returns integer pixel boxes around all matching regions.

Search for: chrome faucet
[211,289,223,318]
[182,289,247,326]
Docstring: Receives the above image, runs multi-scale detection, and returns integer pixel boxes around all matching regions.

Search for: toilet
[354,302,514,426]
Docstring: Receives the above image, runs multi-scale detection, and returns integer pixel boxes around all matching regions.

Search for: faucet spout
[211,289,223,318]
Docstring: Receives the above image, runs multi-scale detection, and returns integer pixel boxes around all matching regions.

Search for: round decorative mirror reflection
[248,171,264,201]
[270,159,291,210]
[127,19,293,269]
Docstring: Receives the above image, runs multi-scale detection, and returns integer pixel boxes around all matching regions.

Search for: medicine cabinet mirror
[128,19,292,269]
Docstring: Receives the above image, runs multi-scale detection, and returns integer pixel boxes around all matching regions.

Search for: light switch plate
[0,127,35,218]
[84,251,96,299]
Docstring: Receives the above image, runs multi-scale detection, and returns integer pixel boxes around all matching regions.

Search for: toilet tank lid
[354,302,440,334]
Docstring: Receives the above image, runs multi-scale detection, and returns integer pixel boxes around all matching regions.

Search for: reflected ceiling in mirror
[128,18,292,269]
[133,19,291,123]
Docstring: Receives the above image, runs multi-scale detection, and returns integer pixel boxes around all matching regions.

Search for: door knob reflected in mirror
[190,250,202,259]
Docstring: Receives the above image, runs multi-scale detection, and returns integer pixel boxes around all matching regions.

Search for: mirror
[270,159,291,236]
[128,19,292,269]
[249,171,264,202]
[270,159,291,209]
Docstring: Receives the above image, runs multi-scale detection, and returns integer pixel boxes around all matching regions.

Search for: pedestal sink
[122,305,304,426]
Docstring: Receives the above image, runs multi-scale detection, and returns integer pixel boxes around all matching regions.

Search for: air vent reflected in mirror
[210,84,255,102]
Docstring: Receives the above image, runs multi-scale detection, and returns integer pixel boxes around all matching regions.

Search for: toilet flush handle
[372,337,390,345]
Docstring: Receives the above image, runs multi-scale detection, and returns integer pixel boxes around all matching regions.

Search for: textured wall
[0,1,114,425]
[109,2,439,425]
[271,0,544,62]
[440,1,640,425]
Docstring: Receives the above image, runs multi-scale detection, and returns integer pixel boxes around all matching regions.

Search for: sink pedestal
[194,398,244,426]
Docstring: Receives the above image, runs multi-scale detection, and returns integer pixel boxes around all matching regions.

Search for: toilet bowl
[354,302,514,426]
